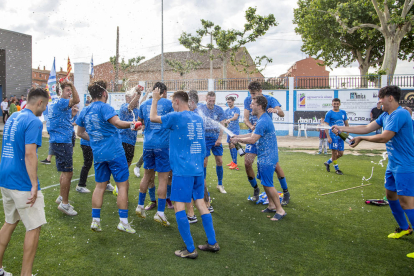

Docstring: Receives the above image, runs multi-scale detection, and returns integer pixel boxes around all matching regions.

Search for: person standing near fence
[318,117,328,154]
[224,96,241,171]
[371,101,384,134]
[1,97,9,124]
[324,98,348,175]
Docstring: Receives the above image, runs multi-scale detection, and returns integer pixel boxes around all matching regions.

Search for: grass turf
[1,138,414,275]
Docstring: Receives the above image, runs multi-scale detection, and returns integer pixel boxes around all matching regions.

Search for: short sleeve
[253,119,266,137]
[235,107,240,115]
[268,96,280,108]
[138,104,144,120]
[25,119,43,147]
[244,97,251,111]
[76,109,85,127]
[217,107,225,121]
[343,110,348,121]
[161,112,176,130]
[324,111,331,125]
[56,98,71,111]
[376,113,384,127]
[384,110,405,133]
[102,104,118,121]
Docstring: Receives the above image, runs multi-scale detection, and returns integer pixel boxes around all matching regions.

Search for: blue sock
[216,166,223,185]
[149,187,156,202]
[334,164,339,170]
[175,210,195,252]
[278,177,287,190]
[204,167,207,180]
[158,198,166,212]
[92,208,101,219]
[327,158,333,164]
[403,208,414,229]
[389,200,409,229]
[138,192,146,206]
[201,213,217,245]
[230,148,237,164]
[118,209,128,218]
[167,185,171,199]
[248,177,257,188]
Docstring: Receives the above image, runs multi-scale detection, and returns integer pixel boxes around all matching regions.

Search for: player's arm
[108,115,132,129]
[25,143,39,207]
[68,81,80,107]
[268,106,284,117]
[231,133,260,145]
[128,86,143,111]
[77,126,90,141]
[344,119,349,127]
[150,88,162,124]
[226,113,239,124]
[244,109,254,130]
[333,121,381,135]
[349,130,395,148]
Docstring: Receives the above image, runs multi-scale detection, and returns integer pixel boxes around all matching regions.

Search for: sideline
[0,174,95,202]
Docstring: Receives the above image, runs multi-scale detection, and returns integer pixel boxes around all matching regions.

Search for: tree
[323,0,414,76]
[110,56,145,78]
[165,59,202,77]
[179,7,277,79]
[293,0,385,82]
[230,47,272,78]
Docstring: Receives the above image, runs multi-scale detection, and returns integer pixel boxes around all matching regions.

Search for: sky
[0,0,412,77]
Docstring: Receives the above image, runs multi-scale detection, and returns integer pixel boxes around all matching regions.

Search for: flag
[90,55,94,77]
[47,58,57,102]
[66,56,72,80]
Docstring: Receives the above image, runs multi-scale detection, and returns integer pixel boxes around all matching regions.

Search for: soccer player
[332,85,414,258]
[0,88,49,276]
[243,81,291,206]
[135,82,174,226]
[49,80,80,216]
[197,92,227,194]
[231,96,286,221]
[224,96,240,170]
[150,89,219,258]
[324,98,349,175]
[118,85,143,167]
[76,80,140,233]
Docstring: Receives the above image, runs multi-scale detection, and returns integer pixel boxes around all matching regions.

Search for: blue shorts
[94,155,129,183]
[227,130,240,143]
[245,144,257,155]
[50,143,73,172]
[170,175,204,203]
[257,163,276,187]
[205,138,223,157]
[143,148,171,172]
[329,135,344,151]
[384,170,414,196]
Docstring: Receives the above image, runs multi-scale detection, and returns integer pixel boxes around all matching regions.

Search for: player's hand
[135,85,144,94]
[349,136,361,148]
[72,106,79,116]
[27,187,38,207]
[131,121,142,131]
[230,136,238,144]
[152,87,161,101]
[332,125,343,135]
[215,139,222,147]
[250,123,256,131]
[267,108,276,113]
[327,137,332,144]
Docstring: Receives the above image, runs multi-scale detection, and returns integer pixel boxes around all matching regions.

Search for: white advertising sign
[109,93,126,111]
[296,90,335,110]
[338,89,379,111]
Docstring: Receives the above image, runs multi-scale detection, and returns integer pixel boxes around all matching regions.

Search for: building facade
[0,28,32,98]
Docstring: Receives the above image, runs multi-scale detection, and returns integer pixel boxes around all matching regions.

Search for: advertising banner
[296,90,334,110]
[338,89,379,110]
[400,89,414,109]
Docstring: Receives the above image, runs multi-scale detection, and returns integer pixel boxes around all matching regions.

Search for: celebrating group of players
[2,80,414,275]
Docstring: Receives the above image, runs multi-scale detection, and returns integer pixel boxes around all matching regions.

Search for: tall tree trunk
[381,36,401,76]
[358,64,369,88]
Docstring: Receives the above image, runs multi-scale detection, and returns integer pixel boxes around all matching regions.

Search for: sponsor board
[400,89,414,109]
[346,111,371,124]
[294,111,327,125]
[338,89,379,110]
[296,90,335,110]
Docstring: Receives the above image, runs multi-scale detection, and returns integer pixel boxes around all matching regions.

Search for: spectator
[21,97,27,109]
[8,99,17,116]
[85,95,91,106]
[1,97,9,123]
[317,117,328,154]
[371,101,384,134]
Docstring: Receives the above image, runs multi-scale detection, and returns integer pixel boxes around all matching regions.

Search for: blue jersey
[197,104,225,140]
[138,98,173,149]
[48,98,73,143]
[0,109,43,191]
[376,107,414,173]
[244,95,280,133]
[224,106,240,132]
[161,111,205,177]
[76,101,124,163]
[118,103,139,145]
[325,109,348,137]
[253,114,278,166]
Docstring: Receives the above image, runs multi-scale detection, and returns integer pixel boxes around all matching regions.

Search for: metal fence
[109,74,414,92]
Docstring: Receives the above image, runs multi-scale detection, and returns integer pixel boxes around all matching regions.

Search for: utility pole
[161,0,164,82]
[115,26,119,91]
[210,33,213,79]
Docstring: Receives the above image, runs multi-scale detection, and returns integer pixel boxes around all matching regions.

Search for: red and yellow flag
[66,57,72,80]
